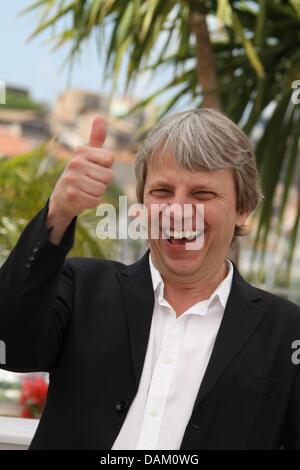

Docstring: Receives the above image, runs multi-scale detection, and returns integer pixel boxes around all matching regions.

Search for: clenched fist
[46,116,114,245]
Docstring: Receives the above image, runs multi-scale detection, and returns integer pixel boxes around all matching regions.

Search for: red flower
[20,376,48,419]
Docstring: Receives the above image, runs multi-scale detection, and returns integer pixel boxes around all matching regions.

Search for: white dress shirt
[112,254,233,450]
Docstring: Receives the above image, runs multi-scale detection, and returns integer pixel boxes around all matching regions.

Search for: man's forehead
[148,152,225,172]
[146,164,231,185]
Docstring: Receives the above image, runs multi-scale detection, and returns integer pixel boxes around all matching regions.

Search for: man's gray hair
[134,108,263,237]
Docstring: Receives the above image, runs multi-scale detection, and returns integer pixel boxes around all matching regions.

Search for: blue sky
[0,1,172,106]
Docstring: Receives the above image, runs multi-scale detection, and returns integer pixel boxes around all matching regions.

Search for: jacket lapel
[192,263,265,410]
[116,249,154,389]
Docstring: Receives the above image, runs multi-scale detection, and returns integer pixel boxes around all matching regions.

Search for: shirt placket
[136,310,184,450]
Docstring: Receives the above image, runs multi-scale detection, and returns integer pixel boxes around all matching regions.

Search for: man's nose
[163,192,204,231]
[170,191,189,206]
[164,200,195,230]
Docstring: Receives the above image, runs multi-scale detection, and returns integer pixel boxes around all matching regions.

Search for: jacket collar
[148,252,234,311]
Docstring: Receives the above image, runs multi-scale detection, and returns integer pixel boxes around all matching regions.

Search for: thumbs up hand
[47,116,114,244]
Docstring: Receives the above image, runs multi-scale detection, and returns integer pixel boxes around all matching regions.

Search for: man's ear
[236,211,250,228]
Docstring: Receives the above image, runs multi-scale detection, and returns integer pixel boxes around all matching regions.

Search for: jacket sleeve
[0,199,77,372]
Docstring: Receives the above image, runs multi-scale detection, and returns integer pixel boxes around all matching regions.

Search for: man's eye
[152,189,170,194]
[194,192,215,199]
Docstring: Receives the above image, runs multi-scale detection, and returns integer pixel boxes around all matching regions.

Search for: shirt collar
[149,252,233,315]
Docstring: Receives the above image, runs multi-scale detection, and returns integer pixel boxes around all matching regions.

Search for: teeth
[164,228,203,239]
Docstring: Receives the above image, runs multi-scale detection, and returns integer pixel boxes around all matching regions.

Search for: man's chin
[149,239,206,269]
[161,247,205,273]
[160,237,205,259]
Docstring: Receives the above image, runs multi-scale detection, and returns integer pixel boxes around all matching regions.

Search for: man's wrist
[46,201,74,246]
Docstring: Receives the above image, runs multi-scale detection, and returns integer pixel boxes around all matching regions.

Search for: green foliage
[2,90,43,111]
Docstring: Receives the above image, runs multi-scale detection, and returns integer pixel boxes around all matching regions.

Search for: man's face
[143,153,248,282]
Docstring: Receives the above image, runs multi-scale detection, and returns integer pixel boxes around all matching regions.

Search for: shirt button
[164,357,173,364]
[149,409,158,418]
[115,400,129,412]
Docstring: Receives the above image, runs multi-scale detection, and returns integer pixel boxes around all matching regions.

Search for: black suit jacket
[1,201,300,450]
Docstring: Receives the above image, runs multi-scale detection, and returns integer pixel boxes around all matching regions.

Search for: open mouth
[162,228,204,245]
